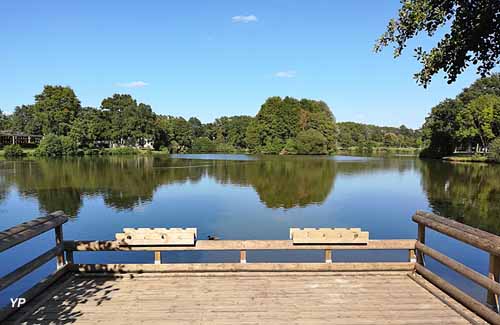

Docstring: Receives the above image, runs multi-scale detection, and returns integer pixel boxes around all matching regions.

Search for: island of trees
[0,73,499,162]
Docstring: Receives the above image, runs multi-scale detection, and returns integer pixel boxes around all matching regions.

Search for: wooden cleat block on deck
[290,227,369,244]
[116,228,197,246]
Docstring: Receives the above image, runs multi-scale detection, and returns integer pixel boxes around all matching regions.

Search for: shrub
[35,134,63,157]
[191,137,216,153]
[83,148,103,156]
[281,139,298,155]
[60,136,78,156]
[215,142,236,153]
[489,137,500,162]
[3,144,25,157]
[261,138,284,154]
[296,129,328,155]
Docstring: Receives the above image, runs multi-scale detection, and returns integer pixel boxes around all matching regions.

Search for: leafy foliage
[2,85,424,156]
[0,109,10,130]
[489,137,500,162]
[191,137,216,153]
[421,74,500,157]
[3,144,24,157]
[35,134,64,157]
[337,122,421,149]
[34,86,81,135]
[296,129,328,155]
[246,96,337,154]
[376,0,500,87]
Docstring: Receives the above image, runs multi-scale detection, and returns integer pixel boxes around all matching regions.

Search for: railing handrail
[412,210,500,324]
[413,210,500,256]
[0,211,68,253]
[64,239,416,252]
[0,212,69,322]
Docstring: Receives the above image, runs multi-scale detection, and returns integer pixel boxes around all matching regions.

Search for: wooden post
[408,249,416,263]
[488,254,500,310]
[66,250,74,264]
[325,249,332,263]
[416,224,425,265]
[154,251,162,265]
[240,250,247,264]
[55,225,65,269]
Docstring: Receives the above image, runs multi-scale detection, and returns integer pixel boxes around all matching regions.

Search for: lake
[0,154,499,305]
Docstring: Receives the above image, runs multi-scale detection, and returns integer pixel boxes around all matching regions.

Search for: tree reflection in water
[0,156,499,236]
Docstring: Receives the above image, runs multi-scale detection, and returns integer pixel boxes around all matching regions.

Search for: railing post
[325,249,332,263]
[154,251,162,264]
[55,225,65,269]
[408,249,416,263]
[488,254,500,311]
[240,250,247,263]
[66,250,74,264]
[416,224,425,265]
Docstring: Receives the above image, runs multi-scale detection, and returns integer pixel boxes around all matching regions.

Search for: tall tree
[376,0,500,87]
[456,94,500,148]
[10,105,44,135]
[69,107,111,148]
[100,94,156,146]
[421,99,462,157]
[246,96,336,153]
[33,85,81,135]
[0,109,9,130]
[188,117,204,138]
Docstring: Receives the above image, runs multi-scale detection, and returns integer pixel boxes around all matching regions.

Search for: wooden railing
[64,238,417,273]
[3,210,500,323]
[0,211,69,321]
[413,210,500,324]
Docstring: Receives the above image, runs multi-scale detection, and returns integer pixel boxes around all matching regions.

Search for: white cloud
[115,81,148,88]
[231,15,257,23]
[274,70,296,78]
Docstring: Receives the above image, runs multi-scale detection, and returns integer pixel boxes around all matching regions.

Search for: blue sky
[1,1,494,128]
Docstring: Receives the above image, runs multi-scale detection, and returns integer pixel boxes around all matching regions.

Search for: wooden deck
[2,211,500,324]
[6,271,486,324]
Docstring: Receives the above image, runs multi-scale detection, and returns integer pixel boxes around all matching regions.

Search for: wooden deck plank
[6,271,485,324]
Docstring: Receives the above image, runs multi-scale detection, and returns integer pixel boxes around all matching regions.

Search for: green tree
[0,109,10,130]
[156,116,193,152]
[458,73,500,104]
[101,94,156,146]
[247,97,336,154]
[3,144,24,157]
[296,129,328,155]
[33,85,81,135]
[383,132,400,147]
[10,105,44,135]
[69,107,111,148]
[35,134,64,157]
[456,95,500,148]
[376,0,500,87]
[188,117,204,138]
[191,137,216,153]
[489,137,500,162]
[421,99,462,157]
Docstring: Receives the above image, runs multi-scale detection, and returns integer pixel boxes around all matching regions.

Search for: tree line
[0,86,422,156]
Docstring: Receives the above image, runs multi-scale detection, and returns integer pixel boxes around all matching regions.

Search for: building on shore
[0,131,43,147]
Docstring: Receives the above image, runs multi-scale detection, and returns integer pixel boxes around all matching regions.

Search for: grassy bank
[442,155,496,163]
[0,148,36,157]
[337,147,420,155]
[0,147,167,157]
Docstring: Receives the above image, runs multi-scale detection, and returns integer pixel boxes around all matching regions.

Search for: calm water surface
[0,154,499,305]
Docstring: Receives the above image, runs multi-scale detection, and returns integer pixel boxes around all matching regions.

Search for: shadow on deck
[6,271,487,324]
